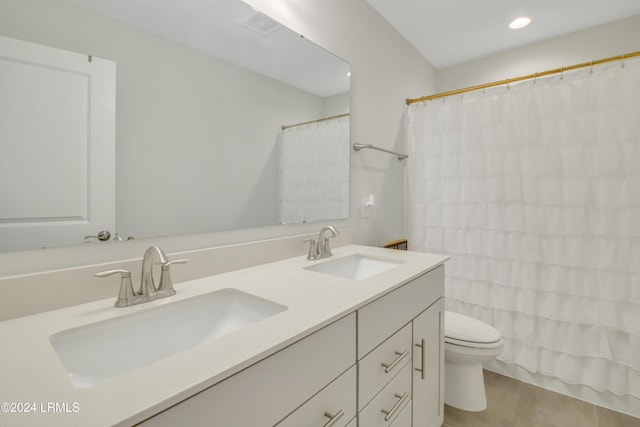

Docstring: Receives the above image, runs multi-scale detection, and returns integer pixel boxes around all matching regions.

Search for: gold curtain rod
[281,113,349,130]
[406,50,640,105]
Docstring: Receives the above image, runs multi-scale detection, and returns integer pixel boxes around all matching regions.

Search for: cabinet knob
[94,269,135,307]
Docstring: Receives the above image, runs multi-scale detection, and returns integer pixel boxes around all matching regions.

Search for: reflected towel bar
[353,143,408,161]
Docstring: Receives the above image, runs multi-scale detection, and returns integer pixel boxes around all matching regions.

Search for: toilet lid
[444,311,501,344]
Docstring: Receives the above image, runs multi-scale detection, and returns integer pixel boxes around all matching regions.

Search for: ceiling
[365,0,640,69]
[61,0,640,91]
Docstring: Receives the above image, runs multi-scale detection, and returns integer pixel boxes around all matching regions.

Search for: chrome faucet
[304,225,340,260]
[94,246,188,307]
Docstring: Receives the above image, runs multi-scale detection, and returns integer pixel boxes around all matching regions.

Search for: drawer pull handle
[415,338,425,380]
[381,350,409,373]
[323,409,344,427]
[381,392,409,422]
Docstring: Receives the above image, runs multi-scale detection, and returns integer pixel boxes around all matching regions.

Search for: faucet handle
[162,258,189,267]
[303,238,319,260]
[157,258,189,295]
[94,269,135,307]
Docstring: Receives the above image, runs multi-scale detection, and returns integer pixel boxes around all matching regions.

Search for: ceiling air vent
[242,11,281,35]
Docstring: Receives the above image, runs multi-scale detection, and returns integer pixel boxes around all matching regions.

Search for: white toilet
[444,311,504,412]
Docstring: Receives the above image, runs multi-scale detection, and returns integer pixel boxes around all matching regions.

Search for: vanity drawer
[139,313,355,427]
[358,265,443,358]
[276,364,356,427]
[358,362,412,427]
[358,323,412,410]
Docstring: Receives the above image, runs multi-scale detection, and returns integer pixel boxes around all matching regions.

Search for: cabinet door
[412,298,444,427]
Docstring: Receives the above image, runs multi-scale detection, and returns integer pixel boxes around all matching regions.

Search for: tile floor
[442,371,640,427]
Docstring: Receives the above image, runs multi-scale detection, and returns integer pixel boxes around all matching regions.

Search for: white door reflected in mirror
[0,35,115,252]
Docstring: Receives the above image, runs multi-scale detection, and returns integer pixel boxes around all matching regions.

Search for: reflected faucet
[305,225,340,260]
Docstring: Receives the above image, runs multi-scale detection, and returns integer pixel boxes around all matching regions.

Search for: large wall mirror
[0,0,350,254]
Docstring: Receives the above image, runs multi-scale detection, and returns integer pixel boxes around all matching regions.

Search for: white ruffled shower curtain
[278,116,350,224]
[406,57,640,400]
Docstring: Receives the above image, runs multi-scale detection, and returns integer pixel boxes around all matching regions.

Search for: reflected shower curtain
[278,116,349,224]
[406,58,640,399]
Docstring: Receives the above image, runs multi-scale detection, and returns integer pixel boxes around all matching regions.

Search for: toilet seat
[445,311,501,349]
[445,336,502,349]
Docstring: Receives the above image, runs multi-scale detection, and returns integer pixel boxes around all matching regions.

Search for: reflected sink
[305,254,404,280]
[50,289,286,388]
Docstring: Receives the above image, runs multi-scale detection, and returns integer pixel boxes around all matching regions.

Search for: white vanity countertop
[0,244,447,427]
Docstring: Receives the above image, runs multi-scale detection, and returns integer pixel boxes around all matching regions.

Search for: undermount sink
[305,254,404,280]
[50,289,286,388]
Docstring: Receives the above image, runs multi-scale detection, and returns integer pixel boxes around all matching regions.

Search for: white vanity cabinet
[139,313,356,427]
[356,265,444,427]
[0,244,448,427]
[138,263,445,427]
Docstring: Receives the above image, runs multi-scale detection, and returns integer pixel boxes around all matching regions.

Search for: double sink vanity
[0,244,447,427]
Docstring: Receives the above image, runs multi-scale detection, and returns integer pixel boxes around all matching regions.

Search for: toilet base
[444,361,487,412]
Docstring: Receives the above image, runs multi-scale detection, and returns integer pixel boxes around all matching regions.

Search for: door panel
[0,35,115,251]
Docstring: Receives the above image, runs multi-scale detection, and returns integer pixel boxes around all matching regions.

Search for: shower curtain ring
[589,61,594,74]
[621,53,625,68]
[560,67,564,80]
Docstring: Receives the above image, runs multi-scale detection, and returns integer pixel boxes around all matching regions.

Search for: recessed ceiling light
[509,16,532,30]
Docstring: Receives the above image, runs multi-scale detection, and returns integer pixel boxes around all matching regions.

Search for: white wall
[245,0,438,247]
[0,0,334,240]
[436,15,640,92]
[322,92,350,117]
